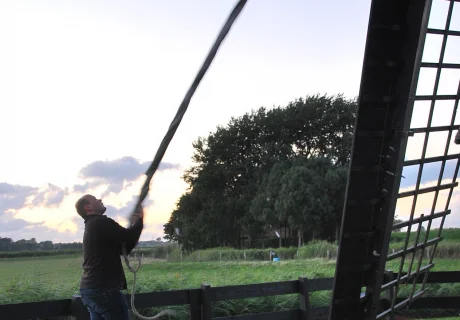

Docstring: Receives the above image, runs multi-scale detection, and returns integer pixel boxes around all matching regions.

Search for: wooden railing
[2,271,460,320]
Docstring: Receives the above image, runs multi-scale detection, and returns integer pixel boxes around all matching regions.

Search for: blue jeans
[79,287,129,320]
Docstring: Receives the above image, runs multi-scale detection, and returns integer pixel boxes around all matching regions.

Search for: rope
[121,1,248,319]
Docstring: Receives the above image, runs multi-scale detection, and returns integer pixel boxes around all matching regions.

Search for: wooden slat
[214,309,300,320]
[123,288,193,307]
[212,280,298,301]
[310,306,330,320]
[398,182,458,198]
[308,278,334,292]
[299,277,311,320]
[398,296,460,310]
[387,237,443,261]
[409,125,460,133]
[189,289,202,320]
[414,94,459,100]
[202,284,212,320]
[395,270,460,284]
[427,28,460,36]
[392,210,450,230]
[0,299,71,320]
[404,153,460,166]
[421,62,460,69]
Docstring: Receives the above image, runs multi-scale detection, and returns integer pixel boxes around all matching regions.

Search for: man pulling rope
[76,195,144,320]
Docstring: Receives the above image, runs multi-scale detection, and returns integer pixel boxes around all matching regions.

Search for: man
[75,194,144,320]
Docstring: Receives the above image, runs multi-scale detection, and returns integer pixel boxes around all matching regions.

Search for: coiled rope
[121,1,248,319]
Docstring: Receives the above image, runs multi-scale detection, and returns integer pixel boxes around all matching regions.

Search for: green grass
[1,255,460,319]
[392,228,460,243]
[0,255,337,319]
[2,229,460,319]
[0,255,337,303]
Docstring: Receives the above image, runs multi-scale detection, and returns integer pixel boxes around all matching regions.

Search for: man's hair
[75,197,90,219]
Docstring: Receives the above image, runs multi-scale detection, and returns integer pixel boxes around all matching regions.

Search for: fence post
[299,277,311,320]
[382,271,395,320]
[71,295,90,320]
[201,283,212,320]
[189,289,202,320]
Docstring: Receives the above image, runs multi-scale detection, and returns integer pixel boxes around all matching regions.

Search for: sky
[0,0,459,243]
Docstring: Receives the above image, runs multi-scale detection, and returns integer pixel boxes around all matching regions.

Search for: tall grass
[177,247,299,262]
[131,243,179,259]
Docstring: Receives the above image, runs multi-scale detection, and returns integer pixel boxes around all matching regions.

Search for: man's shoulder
[88,215,116,226]
[97,215,116,224]
[98,216,125,229]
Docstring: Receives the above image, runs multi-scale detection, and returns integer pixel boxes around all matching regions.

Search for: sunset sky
[1,0,459,243]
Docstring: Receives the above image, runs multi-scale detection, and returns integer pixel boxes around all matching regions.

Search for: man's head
[75,194,106,219]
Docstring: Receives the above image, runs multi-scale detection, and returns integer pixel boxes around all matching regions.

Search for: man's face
[84,195,107,215]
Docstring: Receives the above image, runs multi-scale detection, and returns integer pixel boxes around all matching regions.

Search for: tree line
[0,237,165,252]
[0,237,82,251]
[163,94,357,252]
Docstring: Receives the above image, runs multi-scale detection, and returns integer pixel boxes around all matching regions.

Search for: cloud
[0,182,66,214]
[0,183,69,240]
[0,213,44,233]
[400,159,458,190]
[0,183,37,219]
[31,183,68,208]
[74,156,180,196]
[0,155,183,242]
[0,221,80,243]
[104,194,154,221]
[396,178,460,229]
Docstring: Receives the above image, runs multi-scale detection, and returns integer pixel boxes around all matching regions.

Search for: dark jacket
[79,214,143,290]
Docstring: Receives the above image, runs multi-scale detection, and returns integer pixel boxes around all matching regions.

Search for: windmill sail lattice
[329,0,460,319]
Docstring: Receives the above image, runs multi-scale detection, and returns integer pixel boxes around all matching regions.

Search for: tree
[249,160,291,248]
[272,157,347,247]
[39,241,54,251]
[164,94,357,250]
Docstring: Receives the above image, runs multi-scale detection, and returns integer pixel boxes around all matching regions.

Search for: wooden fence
[2,271,460,320]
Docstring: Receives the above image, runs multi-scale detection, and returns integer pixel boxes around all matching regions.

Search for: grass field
[2,229,460,318]
[1,254,460,319]
[0,255,338,304]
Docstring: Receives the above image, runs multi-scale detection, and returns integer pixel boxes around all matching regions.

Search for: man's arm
[102,203,144,247]
[122,212,144,254]
[123,239,139,255]
[102,217,143,247]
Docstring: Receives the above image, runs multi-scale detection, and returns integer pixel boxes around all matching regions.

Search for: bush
[166,242,338,262]
[131,243,180,259]
[298,240,337,259]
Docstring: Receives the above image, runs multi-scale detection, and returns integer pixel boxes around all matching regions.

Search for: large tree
[164,94,357,250]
